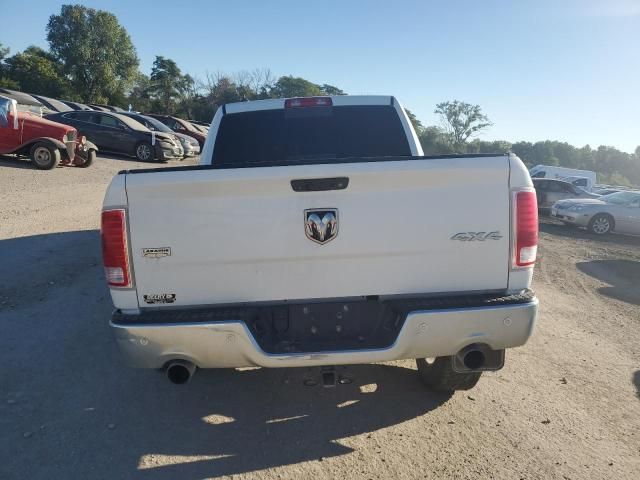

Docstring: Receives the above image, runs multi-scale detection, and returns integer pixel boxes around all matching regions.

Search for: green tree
[0,42,20,89]
[511,141,535,166]
[418,126,454,155]
[467,139,512,154]
[4,46,71,97]
[319,84,346,95]
[0,42,8,71]
[270,76,323,98]
[577,145,595,171]
[435,100,492,151]
[124,72,152,112]
[404,109,424,135]
[46,4,138,102]
[148,56,192,113]
[182,72,348,121]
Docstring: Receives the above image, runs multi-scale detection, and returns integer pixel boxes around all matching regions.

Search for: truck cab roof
[202,95,423,167]
[224,95,395,114]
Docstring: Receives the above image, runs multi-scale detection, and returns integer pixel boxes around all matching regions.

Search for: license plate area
[248,299,405,354]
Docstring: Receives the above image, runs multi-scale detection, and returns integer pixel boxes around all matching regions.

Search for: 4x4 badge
[304,209,338,244]
[450,231,503,241]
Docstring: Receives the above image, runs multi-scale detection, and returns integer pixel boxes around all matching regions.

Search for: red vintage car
[0,94,97,169]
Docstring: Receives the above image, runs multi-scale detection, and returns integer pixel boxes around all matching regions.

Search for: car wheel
[416,357,482,392]
[135,142,154,161]
[74,149,96,168]
[588,214,614,235]
[30,142,60,170]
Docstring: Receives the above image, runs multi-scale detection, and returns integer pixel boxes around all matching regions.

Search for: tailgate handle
[291,177,349,192]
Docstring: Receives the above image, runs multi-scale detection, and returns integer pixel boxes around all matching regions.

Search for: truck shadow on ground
[634,371,640,400]
[576,260,640,306]
[0,230,451,480]
[121,364,452,479]
[539,217,640,248]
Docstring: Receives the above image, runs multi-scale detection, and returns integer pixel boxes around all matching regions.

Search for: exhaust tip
[463,350,485,370]
[454,345,505,372]
[166,360,196,385]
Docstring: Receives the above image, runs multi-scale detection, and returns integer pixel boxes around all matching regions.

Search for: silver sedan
[551,191,640,235]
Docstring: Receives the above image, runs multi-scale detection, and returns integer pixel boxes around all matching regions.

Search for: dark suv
[47,111,183,161]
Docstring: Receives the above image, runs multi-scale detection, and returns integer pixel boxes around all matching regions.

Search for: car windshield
[181,120,200,133]
[136,115,173,133]
[191,123,208,133]
[113,113,149,131]
[601,191,640,205]
[16,104,45,116]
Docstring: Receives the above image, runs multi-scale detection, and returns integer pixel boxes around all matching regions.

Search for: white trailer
[529,165,597,191]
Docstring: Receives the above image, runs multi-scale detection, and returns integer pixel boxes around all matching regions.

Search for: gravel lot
[1,154,639,480]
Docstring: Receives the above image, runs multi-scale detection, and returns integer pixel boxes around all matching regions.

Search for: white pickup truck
[102,95,538,392]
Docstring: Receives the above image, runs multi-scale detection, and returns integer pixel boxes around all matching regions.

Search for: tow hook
[303,366,353,388]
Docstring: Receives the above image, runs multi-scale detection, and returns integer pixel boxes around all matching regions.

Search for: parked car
[532,178,599,212]
[189,120,210,128]
[103,95,539,392]
[60,100,94,111]
[87,104,110,112]
[31,95,73,113]
[189,122,209,134]
[119,112,200,158]
[189,120,209,134]
[46,110,182,162]
[89,104,126,113]
[0,95,96,169]
[0,89,49,114]
[552,191,640,235]
[146,114,207,148]
[592,187,622,196]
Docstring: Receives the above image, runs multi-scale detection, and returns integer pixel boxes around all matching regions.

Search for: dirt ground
[1,154,639,480]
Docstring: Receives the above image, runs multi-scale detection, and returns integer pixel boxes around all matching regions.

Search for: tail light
[285,97,332,108]
[101,209,131,287]
[512,190,538,268]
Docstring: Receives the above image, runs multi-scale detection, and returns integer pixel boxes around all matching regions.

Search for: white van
[529,165,596,191]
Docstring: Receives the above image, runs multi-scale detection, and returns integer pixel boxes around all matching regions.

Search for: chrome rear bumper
[111,297,538,369]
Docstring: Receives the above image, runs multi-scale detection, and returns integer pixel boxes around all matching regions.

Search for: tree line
[0,4,638,185]
[412,107,640,186]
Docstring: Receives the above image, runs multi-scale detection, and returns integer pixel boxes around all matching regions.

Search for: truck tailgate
[125,156,510,307]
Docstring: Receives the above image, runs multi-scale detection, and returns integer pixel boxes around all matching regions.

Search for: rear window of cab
[212,105,411,168]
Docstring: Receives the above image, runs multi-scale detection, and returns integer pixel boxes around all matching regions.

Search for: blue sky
[3,0,639,152]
